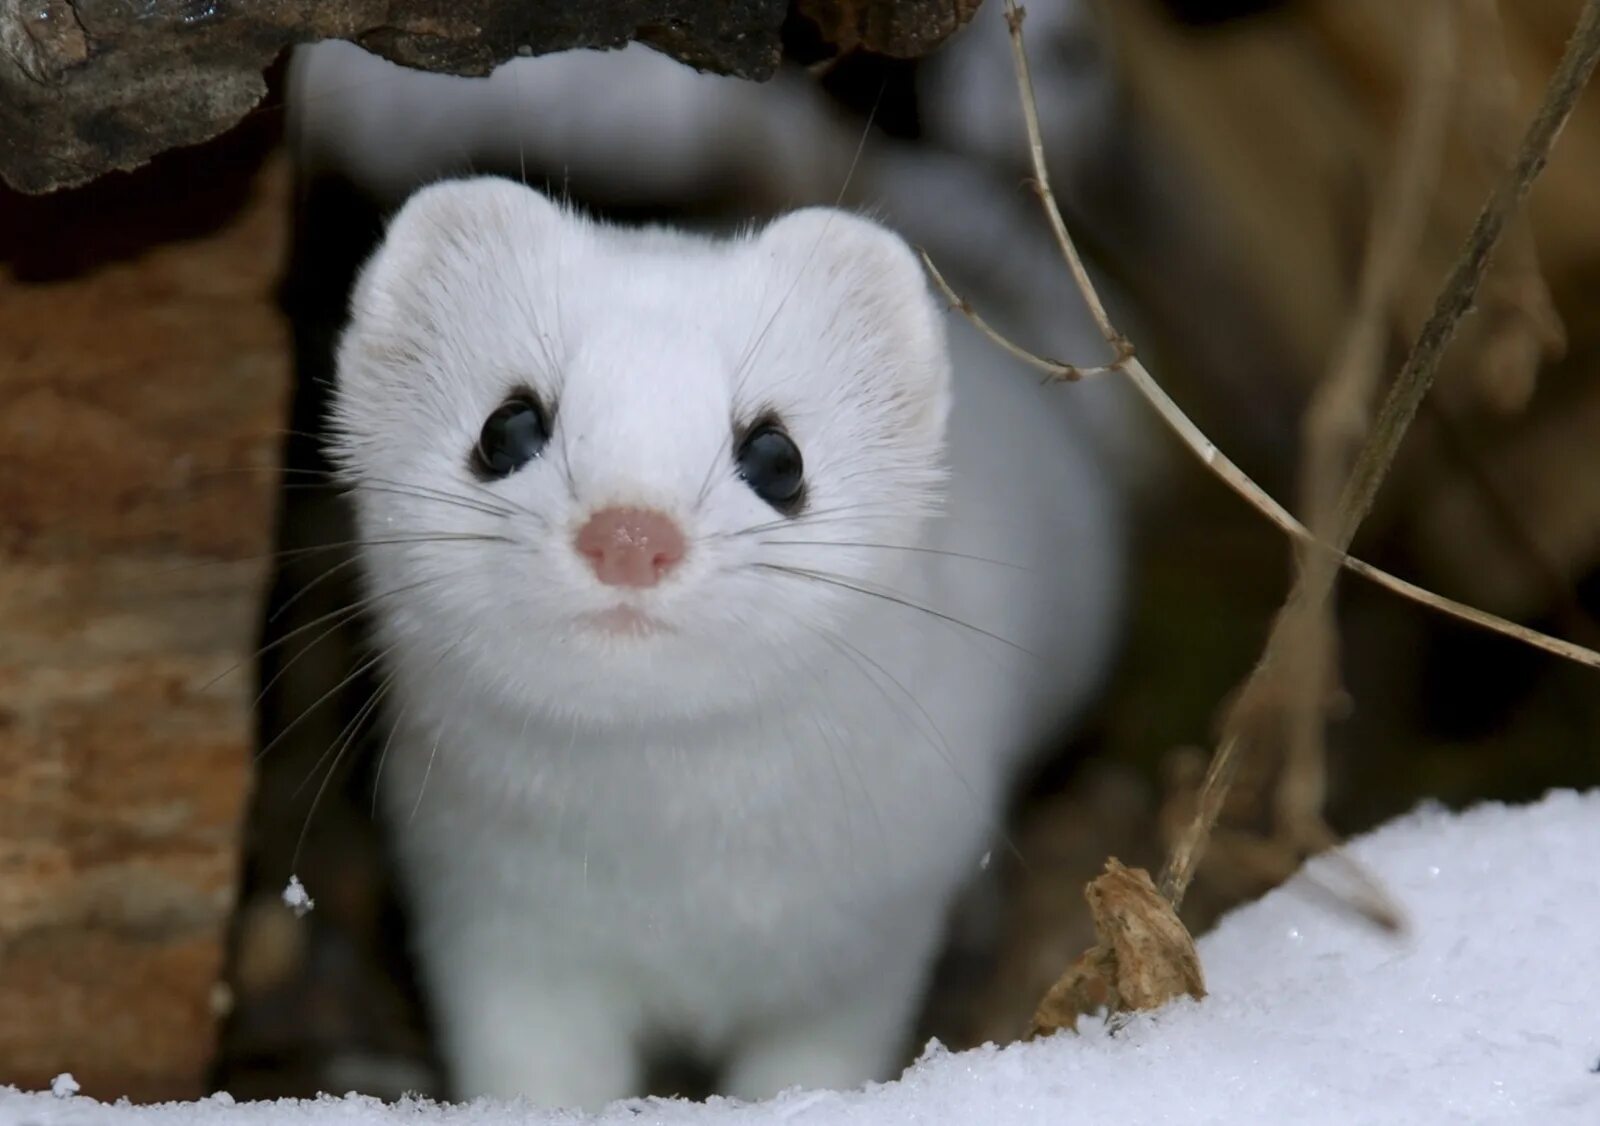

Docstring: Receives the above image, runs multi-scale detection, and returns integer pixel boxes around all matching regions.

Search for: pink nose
[574,506,687,588]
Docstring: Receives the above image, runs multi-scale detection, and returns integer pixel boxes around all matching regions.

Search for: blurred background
[3,0,1598,1104]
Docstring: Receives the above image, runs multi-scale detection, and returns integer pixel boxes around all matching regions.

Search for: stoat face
[330,177,953,724]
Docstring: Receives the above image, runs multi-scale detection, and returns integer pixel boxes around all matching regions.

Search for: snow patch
[281,875,314,918]
[5,790,1599,1124]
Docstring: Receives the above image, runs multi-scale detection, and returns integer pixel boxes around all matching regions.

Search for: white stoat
[299,37,1128,1113]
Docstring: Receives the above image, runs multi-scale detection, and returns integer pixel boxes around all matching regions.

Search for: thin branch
[927,271,1600,674]
[921,254,1119,381]
[1000,4,1128,361]
[975,0,1600,917]
[1171,0,1600,910]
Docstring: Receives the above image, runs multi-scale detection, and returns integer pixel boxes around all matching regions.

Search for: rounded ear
[348,176,565,328]
[330,177,567,480]
[757,207,952,437]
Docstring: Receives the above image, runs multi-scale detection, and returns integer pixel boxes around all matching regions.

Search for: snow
[48,1076,79,1100]
[6,790,1598,1125]
[280,875,315,918]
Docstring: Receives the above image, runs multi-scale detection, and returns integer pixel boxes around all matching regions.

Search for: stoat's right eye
[474,395,550,479]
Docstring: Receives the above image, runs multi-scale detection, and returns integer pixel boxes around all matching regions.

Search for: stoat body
[299,36,1127,1112]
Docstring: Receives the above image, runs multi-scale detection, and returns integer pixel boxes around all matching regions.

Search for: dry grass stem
[1461,0,1568,414]
[1000,5,1128,363]
[1331,0,1600,548]
[1167,0,1600,915]
[920,255,1120,381]
[945,0,1600,958]
[1279,0,1458,860]
[925,202,1600,671]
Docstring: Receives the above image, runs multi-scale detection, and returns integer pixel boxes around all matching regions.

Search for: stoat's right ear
[348,176,565,326]
[332,178,567,479]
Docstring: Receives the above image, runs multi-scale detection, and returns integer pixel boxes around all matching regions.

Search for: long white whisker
[256,645,392,767]
[755,562,1035,658]
[758,538,1028,571]
[221,569,474,700]
[797,617,1025,868]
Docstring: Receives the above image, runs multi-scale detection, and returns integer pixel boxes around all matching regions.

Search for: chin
[579,606,671,638]
[483,621,788,726]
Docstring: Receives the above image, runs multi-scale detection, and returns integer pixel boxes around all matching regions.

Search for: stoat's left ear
[757,207,953,439]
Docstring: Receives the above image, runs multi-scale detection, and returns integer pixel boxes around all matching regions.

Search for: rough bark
[796,0,981,56]
[0,0,978,194]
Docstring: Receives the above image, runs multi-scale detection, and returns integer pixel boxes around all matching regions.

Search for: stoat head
[330,177,952,723]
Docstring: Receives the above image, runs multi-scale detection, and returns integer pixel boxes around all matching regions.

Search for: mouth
[581,605,669,637]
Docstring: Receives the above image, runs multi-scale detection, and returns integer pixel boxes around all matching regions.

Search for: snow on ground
[5,790,1598,1125]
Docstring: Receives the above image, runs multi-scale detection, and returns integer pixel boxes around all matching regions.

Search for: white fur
[288,35,1152,484]
[328,179,1121,1110]
[302,32,1128,1113]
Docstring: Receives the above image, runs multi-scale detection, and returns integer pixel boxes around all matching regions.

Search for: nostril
[574,506,687,588]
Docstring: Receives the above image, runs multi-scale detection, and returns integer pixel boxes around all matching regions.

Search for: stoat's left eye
[736,424,805,514]
[474,396,549,479]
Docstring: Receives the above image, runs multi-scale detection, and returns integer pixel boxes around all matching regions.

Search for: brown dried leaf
[1029,859,1206,1037]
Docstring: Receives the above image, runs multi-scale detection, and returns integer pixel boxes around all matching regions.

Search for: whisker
[693,433,731,514]
[270,531,510,562]
[799,617,1026,869]
[290,659,401,874]
[555,429,579,503]
[205,460,525,520]
[755,562,1035,657]
[370,635,469,819]
[728,502,939,539]
[255,645,391,767]
[405,640,480,827]
[271,459,530,515]
[797,659,883,864]
[757,538,1029,572]
[291,651,398,802]
[253,600,368,717]
[731,502,1079,542]
[282,480,515,521]
[409,723,445,826]
[730,81,882,398]
[207,570,466,694]
[149,532,510,579]
[266,554,362,626]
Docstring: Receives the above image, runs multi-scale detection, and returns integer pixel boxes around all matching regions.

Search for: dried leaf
[1029,859,1205,1037]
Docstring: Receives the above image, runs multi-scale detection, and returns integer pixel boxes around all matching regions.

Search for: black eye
[736,424,805,512]
[474,396,550,479]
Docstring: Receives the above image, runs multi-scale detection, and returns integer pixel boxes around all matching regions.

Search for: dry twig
[935,0,1600,964]
[922,10,1600,674]
[1458,0,1568,415]
[1169,0,1600,913]
[1330,0,1600,549]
